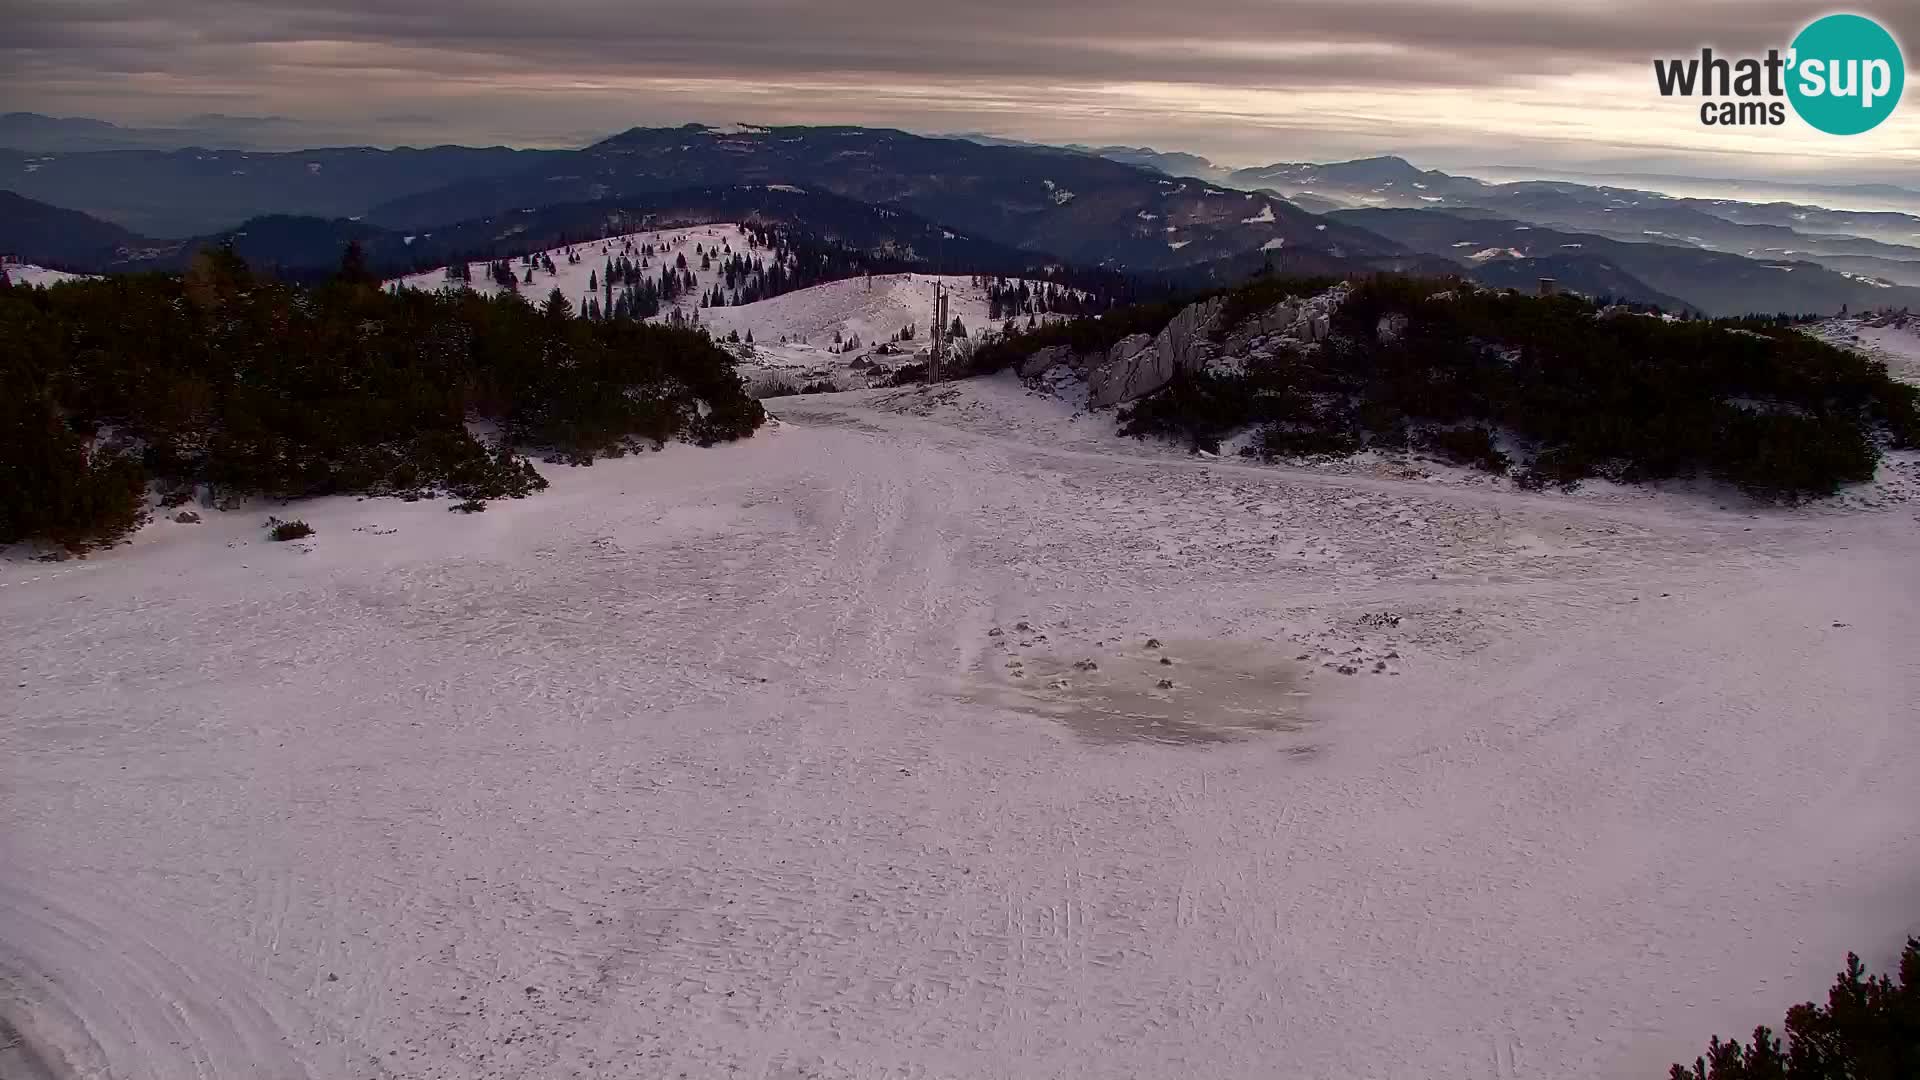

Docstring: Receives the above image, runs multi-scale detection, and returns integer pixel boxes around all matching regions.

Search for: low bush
[1420,425,1510,474]
[885,363,929,386]
[265,517,313,541]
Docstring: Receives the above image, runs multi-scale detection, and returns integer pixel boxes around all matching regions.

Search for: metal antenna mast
[929,282,949,382]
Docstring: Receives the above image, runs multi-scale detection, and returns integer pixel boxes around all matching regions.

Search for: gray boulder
[1086,296,1226,407]
[1086,333,1166,407]
[1157,296,1224,375]
[1017,344,1072,378]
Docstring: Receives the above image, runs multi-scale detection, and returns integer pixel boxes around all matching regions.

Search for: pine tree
[336,240,375,287]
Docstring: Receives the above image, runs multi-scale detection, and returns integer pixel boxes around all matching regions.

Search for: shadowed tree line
[1,246,764,550]
[1669,938,1918,1079]
[991,274,1916,500]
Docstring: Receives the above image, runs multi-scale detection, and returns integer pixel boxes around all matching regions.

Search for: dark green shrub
[1421,425,1510,473]
[886,363,928,386]
[1258,424,1362,460]
[265,517,313,541]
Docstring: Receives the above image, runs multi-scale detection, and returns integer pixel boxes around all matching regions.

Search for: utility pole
[929,282,949,382]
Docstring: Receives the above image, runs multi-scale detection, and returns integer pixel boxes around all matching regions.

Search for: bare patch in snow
[965,633,1311,747]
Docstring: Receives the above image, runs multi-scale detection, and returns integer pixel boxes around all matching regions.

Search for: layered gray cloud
[3,0,1915,176]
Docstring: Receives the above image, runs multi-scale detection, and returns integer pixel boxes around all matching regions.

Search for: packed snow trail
[3,381,1917,1079]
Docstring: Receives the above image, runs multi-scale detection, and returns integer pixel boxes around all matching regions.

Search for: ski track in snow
[3,376,1918,1079]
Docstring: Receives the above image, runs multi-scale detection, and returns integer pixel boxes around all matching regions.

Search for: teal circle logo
[1788,14,1905,135]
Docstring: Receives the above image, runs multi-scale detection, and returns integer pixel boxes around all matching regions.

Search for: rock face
[1086,334,1163,407]
[1216,286,1345,366]
[1155,296,1223,374]
[1016,344,1072,378]
[1015,286,1342,406]
[1085,297,1225,407]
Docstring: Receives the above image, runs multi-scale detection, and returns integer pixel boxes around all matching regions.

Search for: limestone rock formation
[1017,344,1072,378]
[1086,333,1162,407]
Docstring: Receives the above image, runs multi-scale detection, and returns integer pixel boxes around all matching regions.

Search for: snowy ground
[719,273,1058,394]
[1809,313,1920,384]
[5,363,1918,1079]
[387,226,1057,394]
[386,224,759,320]
[386,225,1029,346]
[2,263,94,288]
[699,272,1025,351]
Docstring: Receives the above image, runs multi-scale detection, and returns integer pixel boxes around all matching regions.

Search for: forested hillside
[0,251,763,549]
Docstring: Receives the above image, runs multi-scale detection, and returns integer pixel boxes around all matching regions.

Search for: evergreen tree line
[1668,937,1917,1079]
[1,247,764,549]
[981,276,1107,322]
[978,274,1917,500]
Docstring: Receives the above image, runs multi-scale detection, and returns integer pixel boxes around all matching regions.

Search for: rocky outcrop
[1216,286,1345,366]
[1017,344,1072,378]
[1155,296,1224,374]
[1016,287,1343,407]
[1084,297,1226,407]
[1086,333,1162,407]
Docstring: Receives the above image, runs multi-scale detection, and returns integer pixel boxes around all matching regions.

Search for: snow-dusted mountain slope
[386,223,757,315]
[1,262,95,287]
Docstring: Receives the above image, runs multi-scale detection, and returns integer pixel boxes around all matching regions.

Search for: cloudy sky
[3,0,1915,182]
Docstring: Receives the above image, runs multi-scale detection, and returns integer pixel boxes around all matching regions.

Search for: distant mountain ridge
[1229,155,1486,200]
[0,111,323,153]
[365,124,1424,273]
[0,144,572,236]
[1,186,1072,281]
[9,121,1919,317]
[1329,207,1920,317]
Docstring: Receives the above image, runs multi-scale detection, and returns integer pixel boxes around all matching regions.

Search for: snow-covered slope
[1810,312,1920,385]
[2,263,94,287]
[697,272,1004,350]
[393,230,1070,393]
[386,224,758,319]
[5,377,1917,1080]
